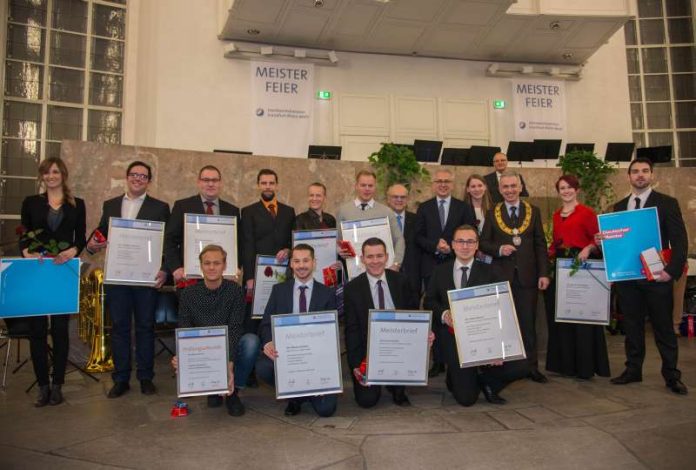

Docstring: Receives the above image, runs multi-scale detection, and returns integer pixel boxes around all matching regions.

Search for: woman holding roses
[19,157,86,406]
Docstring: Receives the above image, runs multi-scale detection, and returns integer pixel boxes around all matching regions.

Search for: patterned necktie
[396,214,403,233]
[360,203,368,211]
[268,203,277,218]
[299,285,308,313]
[634,197,641,210]
[460,266,469,289]
[438,200,446,230]
[510,205,518,226]
[376,280,385,309]
[204,201,214,215]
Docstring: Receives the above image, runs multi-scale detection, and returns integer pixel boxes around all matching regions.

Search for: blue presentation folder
[0,258,80,318]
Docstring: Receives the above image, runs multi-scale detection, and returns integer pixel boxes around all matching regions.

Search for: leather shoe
[391,389,411,407]
[284,399,302,416]
[428,362,446,378]
[666,379,688,395]
[481,384,507,405]
[107,381,130,398]
[34,385,51,408]
[140,379,157,395]
[610,370,642,385]
[528,369,548,383]
[225,391,245,417]
[49,384,63,406]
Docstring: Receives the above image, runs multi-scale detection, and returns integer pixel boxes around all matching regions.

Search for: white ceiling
[218,0,632,65]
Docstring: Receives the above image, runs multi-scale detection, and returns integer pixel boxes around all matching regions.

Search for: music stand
[565,143,595,154]
[469,146,501,166]
[413,140,443,163]
[213,149,253,155]
[506,141,535,164]
[605,142,635,162]
[441,148,470,166]
[533,139,562,159]
[308,145,342,160]
[637,145,672,164]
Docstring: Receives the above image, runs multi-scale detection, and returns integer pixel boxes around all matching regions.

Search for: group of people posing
[18,151,688,417]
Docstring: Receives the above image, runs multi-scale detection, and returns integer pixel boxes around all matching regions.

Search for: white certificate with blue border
[447,281,525,368]
[272,311,343,399]
[292,229,337,285]
[104,217,165,286]
[366,310,431,386]
[183,213,238,278]
[251,255,289,318]
[176,326,230,397]
[555,258,611,325]
[340,217,394,280]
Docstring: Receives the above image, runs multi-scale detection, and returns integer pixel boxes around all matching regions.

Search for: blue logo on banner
[256,108,264,117]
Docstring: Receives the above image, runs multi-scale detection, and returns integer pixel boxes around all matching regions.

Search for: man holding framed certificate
[425,225,529,406]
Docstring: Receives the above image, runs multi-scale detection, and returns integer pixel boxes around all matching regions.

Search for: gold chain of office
[494,201,532,235]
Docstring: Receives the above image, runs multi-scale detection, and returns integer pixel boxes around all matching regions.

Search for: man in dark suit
[609,158,688,395]
[386,183,419,293]
[86,161,170,398]
[344,238,420,408]
[164,165,241,284]
[415,168,476,376]
[484,152,529,203]
[257,244,337,416]
[425,225,529,406]
[479,170,549,383]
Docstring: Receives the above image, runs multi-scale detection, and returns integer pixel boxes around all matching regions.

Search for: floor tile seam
[0,442,133,469]
[576,419,653,470]
[310,452,365,470]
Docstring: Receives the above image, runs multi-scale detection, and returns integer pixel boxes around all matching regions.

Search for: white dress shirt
[121,193,146,220]
[627,188,652,211]
[201,195,220,215]
[366,272,395,309]
[354,199,375,210]
[292,278,314,313]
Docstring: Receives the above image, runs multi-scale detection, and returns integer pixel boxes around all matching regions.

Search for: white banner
[511,79,566,141]
[250,61,314,157]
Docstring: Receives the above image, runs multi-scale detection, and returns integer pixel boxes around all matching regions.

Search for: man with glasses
[415,169,475,377]
[86,161,170,398]
[484,152,529,203]
[425,225,529,406]
[386,184,419,292]
[164,165,241,284]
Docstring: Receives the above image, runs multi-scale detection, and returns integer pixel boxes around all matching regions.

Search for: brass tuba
[79,268,113,372]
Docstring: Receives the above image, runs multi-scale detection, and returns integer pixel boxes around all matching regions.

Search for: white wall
[123,0,632,159]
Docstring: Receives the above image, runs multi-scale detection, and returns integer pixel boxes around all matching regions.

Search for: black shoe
[225,391,245,417]
[481,384,507,405]
[246,372,258,388]
[666,379,688,395]
[528,369,548,383]
[49,384,63,406]
[391,389,411,407]
[284,399,302,416]
[140,379,157,395]
[207,395,223,408]
[34,385,51,408]
[107,381,130,398]
[610,370,642,385]
[428,362,446,378]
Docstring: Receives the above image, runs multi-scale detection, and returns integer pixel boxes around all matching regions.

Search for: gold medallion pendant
[494,202,532,246]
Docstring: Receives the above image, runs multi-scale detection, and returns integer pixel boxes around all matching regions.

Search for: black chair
[1,318,32,391]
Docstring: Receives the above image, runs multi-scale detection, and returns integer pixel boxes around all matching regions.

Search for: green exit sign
[493,100,506,109]
[316,90,332,100]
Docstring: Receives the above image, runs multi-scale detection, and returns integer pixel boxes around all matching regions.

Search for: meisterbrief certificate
[176,326,230,397]
[104,217,164,286]
[340,217,394,280]
[251,255,288,318]
[272,311,343,399]
[555,258,611,325]
[183,213,238,278]
[448,281,526,368]
[292,229,338,285]
[366,310,431,386]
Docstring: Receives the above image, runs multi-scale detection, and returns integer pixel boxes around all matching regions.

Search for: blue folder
[0,258,80,318]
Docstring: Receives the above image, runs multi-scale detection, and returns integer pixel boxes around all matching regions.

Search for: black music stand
[441,148,470,166]
[533,139,562,159]
[637,145,672,164]
[308,145,342,160]
[565,143,595,154]
[605,142,635,162]
[413,140,443,163]
[469,146,501,166]
[507,141,535,164]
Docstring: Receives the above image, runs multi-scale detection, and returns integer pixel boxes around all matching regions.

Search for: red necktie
[204,201,214,215]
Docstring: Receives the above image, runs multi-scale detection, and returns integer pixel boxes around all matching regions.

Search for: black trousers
[29,315,70,387]
[511,274,539,369]
[615,280,680,381]
[351,375,405,408]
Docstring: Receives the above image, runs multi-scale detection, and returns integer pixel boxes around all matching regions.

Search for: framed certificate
[104,217,165,286]
[555,258,611,325]
[447,281,526,368]
[0,258,80,318]
[272,311,343,399]
[183,213,238,278]
[598,207,661,282]
[251,255,288,318]
[175,326,230,398]
[366,310,431,386]
[292,229,338,285]
[340,217,394,280]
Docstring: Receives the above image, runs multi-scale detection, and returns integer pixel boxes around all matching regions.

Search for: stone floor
[1,331,695,470]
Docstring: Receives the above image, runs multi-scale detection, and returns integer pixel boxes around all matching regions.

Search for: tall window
[0,0,126,254]
[625,0,696,166]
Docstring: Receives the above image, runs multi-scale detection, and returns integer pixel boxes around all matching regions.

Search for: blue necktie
[438,200,446,230]
[396,214,403,233]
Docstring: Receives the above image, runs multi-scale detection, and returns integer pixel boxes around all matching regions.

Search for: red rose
[15,225,27,236]
[264,266,273,277]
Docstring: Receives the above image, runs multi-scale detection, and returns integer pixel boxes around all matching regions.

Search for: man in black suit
[164,165,241,284]
[86,161,170,398]
[415,168,476,376]
[484,152,529,203]
[479,171,549,383]
[609,158,688,395]
[257,244,337,416]
[386,183,419,293]
[344,238,420,408]
[425,225,529,406]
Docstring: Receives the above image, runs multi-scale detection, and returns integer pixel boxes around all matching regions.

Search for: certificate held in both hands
[447,281,525,368]
[555,258,611,325]
[176,326,230,398]
[104,217,165,286]
[183,213,238,278]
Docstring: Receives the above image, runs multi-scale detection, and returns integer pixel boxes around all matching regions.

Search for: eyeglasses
[199,178,221,184]
[389,195,407,200]
[452,239,478,246]
[434,180,453,184]
[127,172,149,181]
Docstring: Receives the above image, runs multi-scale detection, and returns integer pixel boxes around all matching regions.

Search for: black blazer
[164,194,241,271]
[293,210,336,230]
[20,194,86,255]
[343,270,419,369]
[414,197,476,277]
[479,202,548,287]
[241,201,295,281]
[258,279,336,345]
[484,172,529,204]
[614,190,688,280]
[400,210,420,292]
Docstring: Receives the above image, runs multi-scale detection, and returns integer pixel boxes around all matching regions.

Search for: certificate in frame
[555,258,611,325]
[251,255,289,318]
[183,213,238,278]
[340,217,394,280]
[175,326,230,398]
[103,217,165,286]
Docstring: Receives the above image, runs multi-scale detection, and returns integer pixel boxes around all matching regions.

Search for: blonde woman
[462,174,492,233]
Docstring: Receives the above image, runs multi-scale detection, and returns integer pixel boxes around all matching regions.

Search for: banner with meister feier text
[250,61,314,157]
[511,78,566,142]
